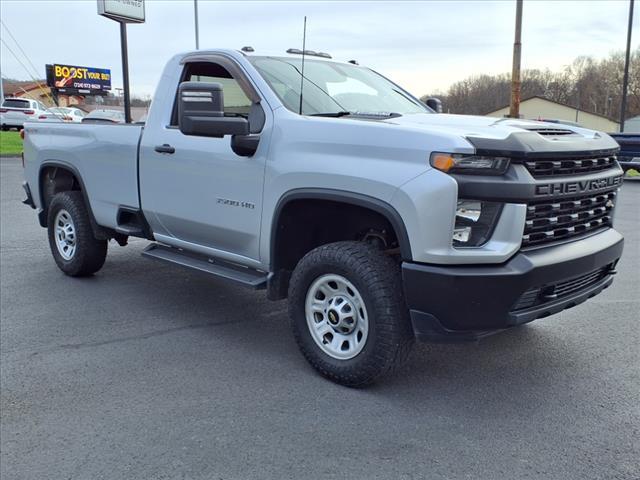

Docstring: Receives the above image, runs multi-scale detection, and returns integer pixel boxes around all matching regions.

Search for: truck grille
[522,190,616,248]
[523,155,617,177]
[512,264,613,311]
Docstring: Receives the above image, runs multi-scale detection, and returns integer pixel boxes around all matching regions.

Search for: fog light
[453,200,502,247]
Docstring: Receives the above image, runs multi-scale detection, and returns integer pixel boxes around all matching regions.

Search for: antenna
[298,16,307,115]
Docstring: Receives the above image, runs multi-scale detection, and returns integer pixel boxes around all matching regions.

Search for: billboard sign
[97,0,145,23]
[47,64,112,94]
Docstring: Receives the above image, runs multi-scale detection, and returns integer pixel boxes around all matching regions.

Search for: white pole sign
[97,0,145,24]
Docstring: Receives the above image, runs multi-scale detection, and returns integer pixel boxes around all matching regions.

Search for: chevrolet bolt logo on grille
[535,176,622,196]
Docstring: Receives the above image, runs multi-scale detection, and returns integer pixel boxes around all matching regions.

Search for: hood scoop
[523,127,576,136]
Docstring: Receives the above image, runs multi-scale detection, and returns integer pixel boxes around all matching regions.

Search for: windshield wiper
[309,111,352,117]
[351,111,401,118]
[309,111,402,118]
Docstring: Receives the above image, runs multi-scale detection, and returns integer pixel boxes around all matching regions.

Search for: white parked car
[37,107,86,123]
[81,109,126,124]
[1,98,48,130]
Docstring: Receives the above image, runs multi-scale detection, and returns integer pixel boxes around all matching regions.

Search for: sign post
[97,0,145,123]
[119,22,132,123]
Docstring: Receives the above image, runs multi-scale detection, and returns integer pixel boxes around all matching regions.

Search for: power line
[1,19,44,83]
[0,37,56,106]
[1,19,60,107]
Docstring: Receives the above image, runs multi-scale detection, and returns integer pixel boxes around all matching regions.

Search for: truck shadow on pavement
[91,245,592,404]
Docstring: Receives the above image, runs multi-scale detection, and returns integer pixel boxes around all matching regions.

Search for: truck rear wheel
[47,191,107,276]
[288,241,414,387]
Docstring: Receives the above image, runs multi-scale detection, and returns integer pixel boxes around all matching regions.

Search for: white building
[486,96,620,133]
[622,115,640,133]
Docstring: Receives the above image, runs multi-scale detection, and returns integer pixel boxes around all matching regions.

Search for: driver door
[139,59,268,265]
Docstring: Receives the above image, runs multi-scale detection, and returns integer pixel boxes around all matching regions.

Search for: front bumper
[403,228,624,342]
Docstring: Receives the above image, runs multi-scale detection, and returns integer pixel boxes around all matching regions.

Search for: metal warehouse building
[486,95,620,133]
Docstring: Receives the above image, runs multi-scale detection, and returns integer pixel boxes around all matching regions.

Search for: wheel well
[268,198,405,300]
[38,165,125,243]
[39,166,82,216]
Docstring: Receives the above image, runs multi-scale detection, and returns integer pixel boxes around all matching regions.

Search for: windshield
[249,56,429,117]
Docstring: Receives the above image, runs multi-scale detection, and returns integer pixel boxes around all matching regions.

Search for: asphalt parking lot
[1,156,638,480]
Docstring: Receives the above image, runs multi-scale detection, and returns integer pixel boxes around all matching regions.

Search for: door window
[171,61,252,125]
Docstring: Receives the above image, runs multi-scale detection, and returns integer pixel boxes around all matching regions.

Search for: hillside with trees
[421,49,639,120]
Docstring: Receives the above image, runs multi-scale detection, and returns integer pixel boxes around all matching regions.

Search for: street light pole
[509,0,523,118]
[194,0,200,49]
[620,0,635,132]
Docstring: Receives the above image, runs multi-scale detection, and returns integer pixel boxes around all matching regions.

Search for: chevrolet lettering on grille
[535,175,622,197]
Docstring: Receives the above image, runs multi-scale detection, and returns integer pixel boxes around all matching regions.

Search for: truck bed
[23,122,143,230]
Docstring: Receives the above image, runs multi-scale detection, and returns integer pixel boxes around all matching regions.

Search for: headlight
[453,200,502,247]
[430,152,510,175]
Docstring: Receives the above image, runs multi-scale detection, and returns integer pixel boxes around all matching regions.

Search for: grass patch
[0,131,23,156]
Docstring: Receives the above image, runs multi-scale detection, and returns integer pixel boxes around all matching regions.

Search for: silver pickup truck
[22,48,624,386]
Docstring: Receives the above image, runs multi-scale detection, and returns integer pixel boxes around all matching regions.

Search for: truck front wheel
[47,191,107,276]
[288,241,414,387]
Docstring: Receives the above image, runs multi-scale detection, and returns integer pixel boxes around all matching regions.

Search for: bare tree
[422,49,640,120]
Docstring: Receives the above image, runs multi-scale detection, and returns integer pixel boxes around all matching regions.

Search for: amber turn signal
[430,153,456,172]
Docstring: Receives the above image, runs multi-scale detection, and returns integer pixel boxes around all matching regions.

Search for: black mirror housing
[425,97,443,113]
[178,81,249,137]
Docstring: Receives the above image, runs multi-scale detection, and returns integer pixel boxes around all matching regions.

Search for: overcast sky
[0,0,637,98]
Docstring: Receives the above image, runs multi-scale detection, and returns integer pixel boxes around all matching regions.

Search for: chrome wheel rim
[54,209,76,260]
[305,274,369,360]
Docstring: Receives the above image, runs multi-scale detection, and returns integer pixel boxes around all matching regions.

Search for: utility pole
[194,0,200,49]
[620,0,634,132]
[509,0,523,118]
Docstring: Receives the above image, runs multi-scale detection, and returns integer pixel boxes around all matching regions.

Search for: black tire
[47,191,107,276]
[289,241,414,387]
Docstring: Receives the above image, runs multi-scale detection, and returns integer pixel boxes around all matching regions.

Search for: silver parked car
[81,109,126,124]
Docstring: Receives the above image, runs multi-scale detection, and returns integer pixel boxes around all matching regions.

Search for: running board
[115,223,146,237]
[115,206,153,240]
[142,243,267,289]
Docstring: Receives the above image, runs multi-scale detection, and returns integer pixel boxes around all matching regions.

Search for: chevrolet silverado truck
[22,48,624,386]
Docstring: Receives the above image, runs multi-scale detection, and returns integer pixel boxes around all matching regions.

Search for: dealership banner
[47,64,112,93]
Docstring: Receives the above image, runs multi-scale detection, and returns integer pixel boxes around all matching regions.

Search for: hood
[379,113,618,155]
[382,113,601,139]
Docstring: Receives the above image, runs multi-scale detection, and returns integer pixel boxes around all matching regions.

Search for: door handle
[154,144,175,154]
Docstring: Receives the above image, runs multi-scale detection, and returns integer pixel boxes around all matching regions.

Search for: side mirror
[425,97,443,113]
[178,81,249,137]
